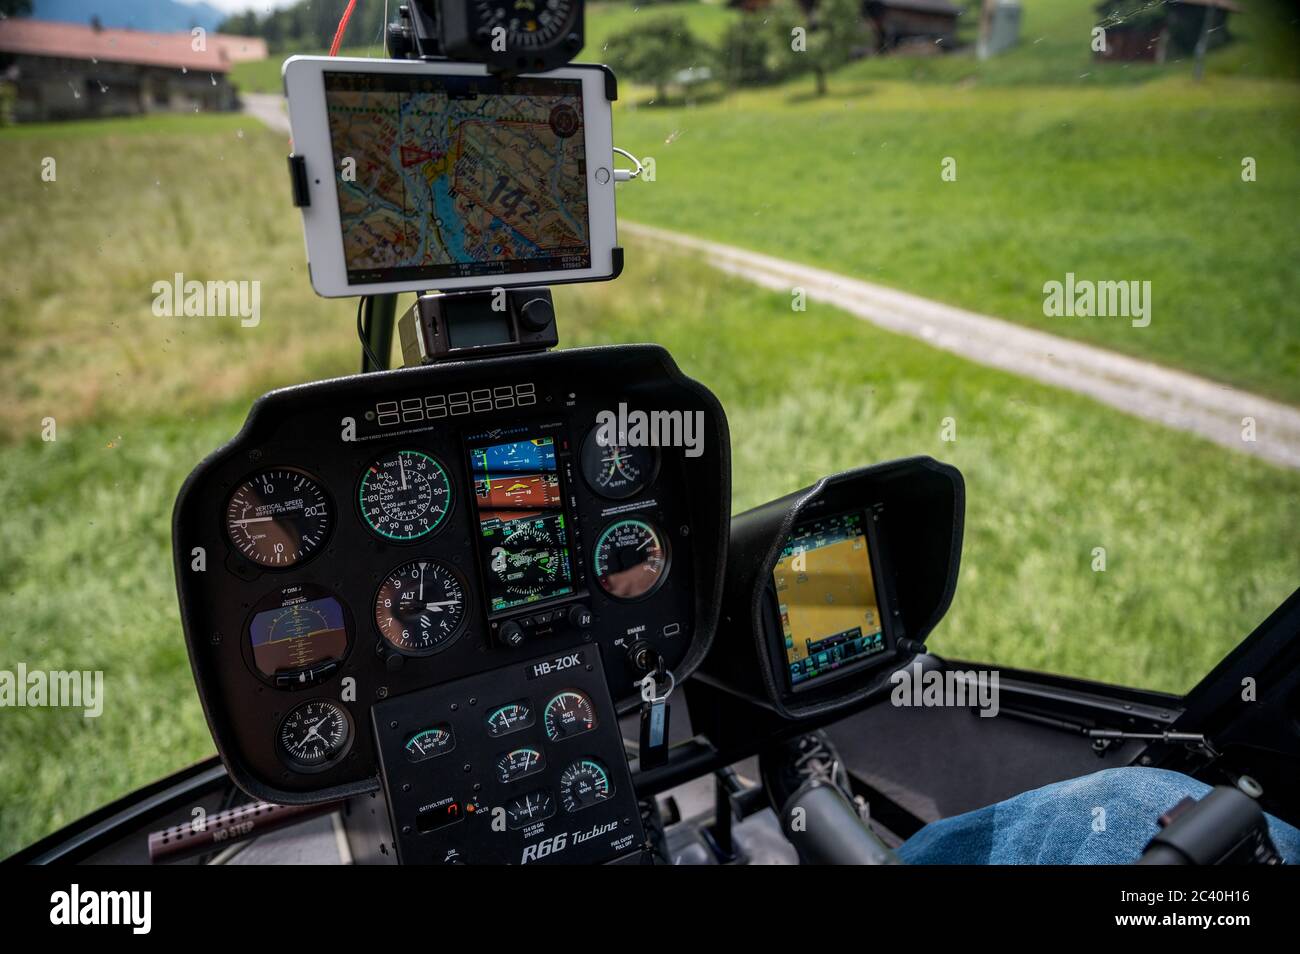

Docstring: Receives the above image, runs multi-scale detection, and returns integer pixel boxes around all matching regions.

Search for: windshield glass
[0,0,1296,859]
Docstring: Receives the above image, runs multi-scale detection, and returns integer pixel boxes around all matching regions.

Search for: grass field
[226,2,742,94]
[613,73,1300,402]
[834,0,1300,86]
[1,110,1297,857]
[227,2,1300,400]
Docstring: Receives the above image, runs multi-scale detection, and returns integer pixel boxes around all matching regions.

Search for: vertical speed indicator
[225,468,331,568]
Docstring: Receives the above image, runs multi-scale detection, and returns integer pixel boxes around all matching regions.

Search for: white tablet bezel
[283,56,619,298]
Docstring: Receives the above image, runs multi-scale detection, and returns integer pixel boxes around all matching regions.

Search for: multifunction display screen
[468,432,575,614]
[324,71,590,284]
[773,510,886,688]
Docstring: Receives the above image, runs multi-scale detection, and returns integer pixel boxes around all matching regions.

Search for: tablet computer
[283,56,618,298]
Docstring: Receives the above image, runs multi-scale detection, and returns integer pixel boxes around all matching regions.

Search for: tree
[604,16,713,103]
[768,0,867,96]
[719,15,777,88]
[0,0,34,17]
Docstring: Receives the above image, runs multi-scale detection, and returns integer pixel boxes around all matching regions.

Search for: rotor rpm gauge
[359,450,453,541]
[580,429,657,500]
[593,518,671,600]
[225,468,330,567]
[277,699,351,770]
[374,560,468,656]
[559,759,614,813]
[543,690,596,741]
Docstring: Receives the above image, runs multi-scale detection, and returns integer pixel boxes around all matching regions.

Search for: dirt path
[242,92,291,136]
[623,221,1300,470]
[238,90,1300,471]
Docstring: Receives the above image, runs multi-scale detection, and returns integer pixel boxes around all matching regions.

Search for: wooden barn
[727,0,962,52]
[0,19,250,123]
[864,0,963,52]
[1094,0,1242,63]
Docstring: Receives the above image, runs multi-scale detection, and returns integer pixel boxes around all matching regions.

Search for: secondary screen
[323,71,591,284]
[773,510,886,688]
[468,433,575,614]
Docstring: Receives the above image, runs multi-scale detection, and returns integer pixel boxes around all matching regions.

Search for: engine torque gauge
[225,468,331,567]
[580,430,657,500]
[593,518,670,600]
[359,450,453,541]
[543,690,596,741]
[560,759,614,812]
[277,699,351,770]
[375,560,468,656]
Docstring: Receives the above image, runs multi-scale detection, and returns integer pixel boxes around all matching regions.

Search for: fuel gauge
[505,789,555,830]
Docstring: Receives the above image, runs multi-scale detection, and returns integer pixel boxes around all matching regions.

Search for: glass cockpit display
[773,510,886,688]
[468,431,575,613]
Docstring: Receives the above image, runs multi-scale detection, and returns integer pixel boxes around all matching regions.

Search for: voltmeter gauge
[277,699,351,770]
[543,690,596,741]
[405,725,455,763]
[559,759,613,812]
[580,430,657,500]
[486,699,534,737]
[359,450,453,541]
[374,560,468,656]
[225,468,331,567]
[593,518,670,600]
[496,747,546,783]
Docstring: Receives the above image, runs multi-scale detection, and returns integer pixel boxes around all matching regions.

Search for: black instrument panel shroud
[173,345,730,805]
[698,457,964,720]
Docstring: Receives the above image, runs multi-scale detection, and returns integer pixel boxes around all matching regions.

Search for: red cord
[328,0,359,57]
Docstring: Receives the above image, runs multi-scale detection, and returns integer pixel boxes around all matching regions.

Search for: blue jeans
[897,767,1300,865]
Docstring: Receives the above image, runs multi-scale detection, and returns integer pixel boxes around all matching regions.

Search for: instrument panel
[174,345,730,805]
